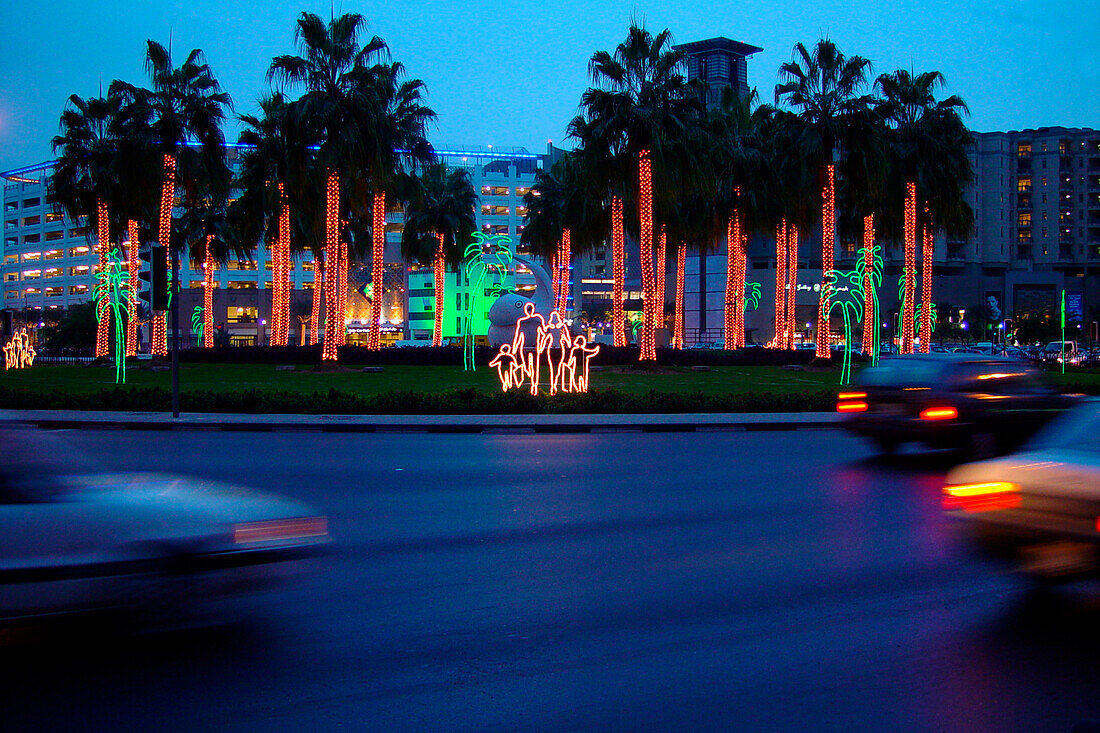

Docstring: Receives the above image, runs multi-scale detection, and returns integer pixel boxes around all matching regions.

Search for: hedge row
[178,344,845,367]
[0,385,837,415]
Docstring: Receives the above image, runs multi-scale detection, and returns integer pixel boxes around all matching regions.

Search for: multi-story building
[1,145,551,347]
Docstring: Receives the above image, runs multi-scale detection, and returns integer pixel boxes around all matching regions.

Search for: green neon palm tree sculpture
[192,306,205,346]
[92,248,131,384]
[824,269,865,385]
[856,244,883,365]
[461,233,514,371]
[896,272,934,349]
[744,281,761,312]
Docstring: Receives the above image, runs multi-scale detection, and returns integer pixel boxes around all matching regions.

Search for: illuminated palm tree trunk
[726,210,746,349]
[338,226,348,346]
[311,258,323,346]
[862,215,876,354]
[368,190,386,349]
[901,181,917,354]
[637,150,656,361]
[655,226,666,337]
[786,226,798,349]
[816,164,836,358]
[126,220,139,357]
[95,200,110,358]
[735,215,748,349]
[153,153,176,357]
[433,233,445,347]
[203,236,215,348]
[561,229,572,313]
[920,208,933,353]
[322,170,340,361]
[611,196,626,347]
[674,241,685,349]
[270,182,291,347]
[773,220,788,348]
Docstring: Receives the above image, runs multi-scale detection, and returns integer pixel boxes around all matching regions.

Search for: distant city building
[674,37,763,108]
[1,145,550,347]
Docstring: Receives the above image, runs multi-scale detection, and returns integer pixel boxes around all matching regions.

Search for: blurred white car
[943,400,1100,581]
[0,428,330,624]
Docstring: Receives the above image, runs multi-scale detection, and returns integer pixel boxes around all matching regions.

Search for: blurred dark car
[943,400,1100,582]
[0,427,331,626]
[837,354,1074,455]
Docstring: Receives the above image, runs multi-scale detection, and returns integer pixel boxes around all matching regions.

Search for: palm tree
[708,87,765,350]
[235,92,311,347]
[271,12,434,357]
[114,40,231,356]
[580,23,701,360]
[397,164,477,346]
[876,69,972,353]
[775,39,874,359]
[51,92,125,359]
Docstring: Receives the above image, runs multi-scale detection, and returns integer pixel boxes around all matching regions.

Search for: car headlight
[233,516,329,545]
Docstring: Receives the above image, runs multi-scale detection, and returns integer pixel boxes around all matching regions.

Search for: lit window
[1017,177,1032,192]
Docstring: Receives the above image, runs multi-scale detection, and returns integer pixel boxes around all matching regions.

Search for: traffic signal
[139,244,168,311]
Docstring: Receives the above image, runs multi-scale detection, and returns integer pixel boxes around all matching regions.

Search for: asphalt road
[4,428,1100,732]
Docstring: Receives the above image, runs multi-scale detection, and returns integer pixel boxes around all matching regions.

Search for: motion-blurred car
[837,354,1074,455]
[943,400,1100,582]
[0,428,330,625]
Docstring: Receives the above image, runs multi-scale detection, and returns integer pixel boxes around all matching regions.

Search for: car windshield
[1028,403,1100,455]
[0,427,102,502]
[855,359,945,388]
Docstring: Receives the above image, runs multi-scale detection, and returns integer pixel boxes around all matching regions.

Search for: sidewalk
[0,409,842,433]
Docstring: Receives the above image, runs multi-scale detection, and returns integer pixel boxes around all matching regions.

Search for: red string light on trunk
[902,181,917,354]
[322,170,339,361]
[862,215,875,354]
[611,196,626,347]
[638,150,656,361]
[817,164,835,358]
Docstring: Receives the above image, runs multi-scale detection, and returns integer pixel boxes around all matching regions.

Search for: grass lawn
[0,363,848,399]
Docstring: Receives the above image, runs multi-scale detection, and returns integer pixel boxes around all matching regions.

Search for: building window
[69,285,88,294]
[21,252,40,262]
[69,246,89,256]
[44,287,63,297]
[45,230,64,241]
[227,281,257,289]
[44,267,62,278]
[23,234,40,244]
[1017,143,1031,157]
[22,197,40,207]
[69,265,90,276]
[1017,177,1032,192]
[22,216,39,226]
[1017,213,1031,227]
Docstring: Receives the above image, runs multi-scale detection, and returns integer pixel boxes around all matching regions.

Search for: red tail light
[943,481,1020,511]
[837,392,867,412]
[920,406,958,421]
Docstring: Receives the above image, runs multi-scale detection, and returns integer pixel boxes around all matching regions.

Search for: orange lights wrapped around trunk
[611,196,626,347]
[816,164,835,359]
[637,150,656,361]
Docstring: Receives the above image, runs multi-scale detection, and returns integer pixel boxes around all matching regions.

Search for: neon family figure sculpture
[490,302,600,394]
[3,329,35,370]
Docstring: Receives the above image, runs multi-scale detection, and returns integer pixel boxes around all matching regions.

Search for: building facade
[1,145,551,348]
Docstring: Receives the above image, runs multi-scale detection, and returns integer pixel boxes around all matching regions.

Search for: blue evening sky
[1,0,1097,172]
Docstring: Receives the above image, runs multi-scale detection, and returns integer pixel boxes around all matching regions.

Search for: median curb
[0,409,843,434]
